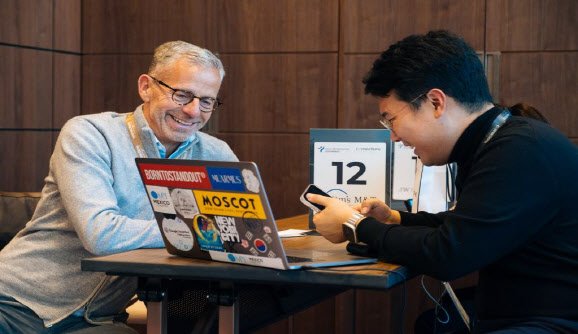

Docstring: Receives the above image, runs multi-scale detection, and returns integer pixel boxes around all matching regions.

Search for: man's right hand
[355,199,401,225]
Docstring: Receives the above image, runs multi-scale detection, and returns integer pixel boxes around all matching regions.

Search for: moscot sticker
[193,190,266,219]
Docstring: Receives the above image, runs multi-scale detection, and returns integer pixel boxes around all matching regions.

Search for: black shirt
[357,107,578,322]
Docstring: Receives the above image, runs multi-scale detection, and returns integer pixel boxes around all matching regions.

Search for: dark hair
[363,30,493,113]
[507,103,549,124]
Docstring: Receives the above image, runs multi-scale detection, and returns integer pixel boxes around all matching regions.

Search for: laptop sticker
[170,188,199,218]
[209,251,285,270]
[242,211,264,234]
[263,234,273,244]
[193,190,266,219]
[206,167,246,191]
[254,239,267,253]
[213,216,241,242]
[139,163,211,189]
[161,215,194,251]
[192,214,225,252]
[241,168,260,193]
[145,186,176,214]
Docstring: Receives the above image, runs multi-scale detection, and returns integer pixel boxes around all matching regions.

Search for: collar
[131,104,198,158]
[448,106,504,166]
[154,136,194,159]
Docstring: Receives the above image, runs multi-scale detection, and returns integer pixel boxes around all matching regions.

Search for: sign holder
[308,129,393,228]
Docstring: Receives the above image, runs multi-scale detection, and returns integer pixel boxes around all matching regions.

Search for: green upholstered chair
[0,191,41,250]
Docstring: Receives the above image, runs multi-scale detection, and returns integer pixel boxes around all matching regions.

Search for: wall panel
[499,52,578,137]
[0,0,53,48]
[82,55,150,116]
[54,54,81,127]
[216,133,309,219]
[207,0,338,52]
[253,318,291,334]
[82,0,207,54]
[219,54,338,132]
[54,0,82,52]
[0,46,53,129]
[341,55,382,129]
[292,298,336,333]
[0,131,52,191]
[486,0,578,51]
[343,0,486,53]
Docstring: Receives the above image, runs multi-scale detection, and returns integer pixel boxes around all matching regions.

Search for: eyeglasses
[379,93,426,130]
[149,75,222,112]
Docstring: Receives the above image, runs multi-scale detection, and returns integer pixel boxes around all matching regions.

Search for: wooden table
[82,214,408,334]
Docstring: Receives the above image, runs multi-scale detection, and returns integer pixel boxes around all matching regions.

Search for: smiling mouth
[170,115,194,126]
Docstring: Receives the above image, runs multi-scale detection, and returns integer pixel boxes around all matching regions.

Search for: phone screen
[300,184,331,212]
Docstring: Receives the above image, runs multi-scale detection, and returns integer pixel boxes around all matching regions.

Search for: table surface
[81,214,408,290]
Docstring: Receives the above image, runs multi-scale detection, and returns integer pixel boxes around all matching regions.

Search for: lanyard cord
[125,113,148,158]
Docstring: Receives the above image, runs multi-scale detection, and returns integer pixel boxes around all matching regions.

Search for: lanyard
[472,109,511,161]
[125,113,148,158]
[482,109,511,145]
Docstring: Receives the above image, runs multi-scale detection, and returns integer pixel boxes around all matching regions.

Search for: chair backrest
[0,191,41,250]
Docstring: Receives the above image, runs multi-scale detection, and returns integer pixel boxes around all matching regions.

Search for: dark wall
[1,1,577,333]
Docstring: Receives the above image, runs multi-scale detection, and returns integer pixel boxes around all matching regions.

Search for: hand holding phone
[300,184,331,213]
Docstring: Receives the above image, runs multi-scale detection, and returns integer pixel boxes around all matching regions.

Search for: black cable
[445,163,456,204]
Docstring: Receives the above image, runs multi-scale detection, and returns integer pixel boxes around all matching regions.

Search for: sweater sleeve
[399,210,448,227]
[357,131,559,281]
[51,117,164,256]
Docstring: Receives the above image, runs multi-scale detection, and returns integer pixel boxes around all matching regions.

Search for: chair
[0,191,147,333]
[0,191,41,251]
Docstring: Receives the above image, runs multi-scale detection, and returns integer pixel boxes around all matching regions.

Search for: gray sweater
[0,106,237,327]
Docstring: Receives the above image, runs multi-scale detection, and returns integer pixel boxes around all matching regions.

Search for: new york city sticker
[146,185,176,214]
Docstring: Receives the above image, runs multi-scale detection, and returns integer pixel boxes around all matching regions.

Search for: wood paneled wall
[0,0,81,191]
[1,0,577,333]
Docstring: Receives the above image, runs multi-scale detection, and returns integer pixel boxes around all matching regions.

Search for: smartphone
[300,184,331,213]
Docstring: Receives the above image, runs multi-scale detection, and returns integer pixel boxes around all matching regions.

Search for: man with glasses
[308,31,578,333]
[0,41,237,333]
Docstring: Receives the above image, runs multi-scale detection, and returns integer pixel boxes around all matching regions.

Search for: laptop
[135,158,377,270]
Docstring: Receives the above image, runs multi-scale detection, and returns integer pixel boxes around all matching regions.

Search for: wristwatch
[342,213,365,244]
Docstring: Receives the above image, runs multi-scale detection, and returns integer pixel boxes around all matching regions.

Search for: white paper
[313,142,387,205]
[278,229,312,238]
[392,142,417,200]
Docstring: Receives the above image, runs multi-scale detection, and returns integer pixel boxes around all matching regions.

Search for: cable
[445,163,456,204]
[420,275,450,326]
[302,266,407,334]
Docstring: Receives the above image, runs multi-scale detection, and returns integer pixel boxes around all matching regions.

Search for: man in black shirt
[308,30,578,333]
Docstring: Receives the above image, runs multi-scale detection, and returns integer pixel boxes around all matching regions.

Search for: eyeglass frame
[379,93,427,130]
[148,75,222,112]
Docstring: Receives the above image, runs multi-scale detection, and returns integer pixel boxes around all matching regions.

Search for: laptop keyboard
[286,255,315,263]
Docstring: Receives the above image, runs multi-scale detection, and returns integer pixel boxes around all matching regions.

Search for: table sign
[392,142,418,200]
[309,129,392,228]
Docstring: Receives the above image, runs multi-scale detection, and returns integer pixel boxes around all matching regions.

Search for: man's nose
[390,130,401,142]
[181,98,201,117]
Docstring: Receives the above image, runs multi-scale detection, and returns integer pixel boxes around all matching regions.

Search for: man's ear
[426,88,446,118]
[138,74,152,102]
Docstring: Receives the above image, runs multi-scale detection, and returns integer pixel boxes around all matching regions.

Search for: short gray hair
[148,41,225,80]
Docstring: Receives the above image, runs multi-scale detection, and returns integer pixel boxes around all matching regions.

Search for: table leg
[146,299,167,334]
[218,301,239,334]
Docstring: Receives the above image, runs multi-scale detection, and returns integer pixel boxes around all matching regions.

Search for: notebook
[135,158,377,270]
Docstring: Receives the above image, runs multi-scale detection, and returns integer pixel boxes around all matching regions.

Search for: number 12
[331,161,367,185]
